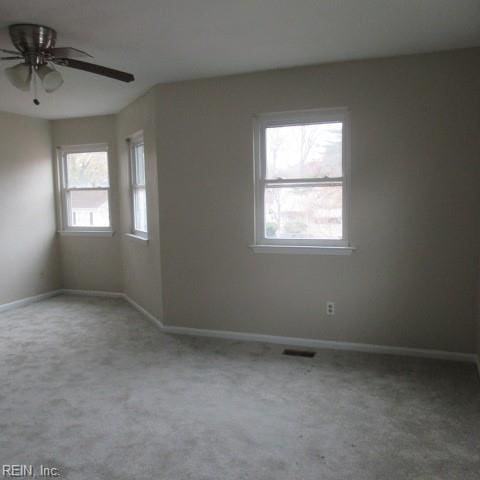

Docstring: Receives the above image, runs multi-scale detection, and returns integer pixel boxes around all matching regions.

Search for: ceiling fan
[1,24,134,105]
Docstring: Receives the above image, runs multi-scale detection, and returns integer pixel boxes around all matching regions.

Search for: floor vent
[283,349,315,358]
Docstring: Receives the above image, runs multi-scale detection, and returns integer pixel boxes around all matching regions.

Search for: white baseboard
[56,290,480,365]
[61,289,124,298]
[2,288,477,365]
[161,325,477,363]
[61,289,165,330]
[0,289,63,313]
[123,294,164,330]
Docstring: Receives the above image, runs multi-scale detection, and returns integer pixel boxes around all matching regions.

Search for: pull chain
[32,67,40,106]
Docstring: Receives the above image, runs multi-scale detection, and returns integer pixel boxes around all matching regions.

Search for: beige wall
[51,115,122,292]
[116,91,163,319]
[477,261,480,363]
[0,111,60,303]
[155,48,480,353]
[36,48,480,355]
[49,101,164,315]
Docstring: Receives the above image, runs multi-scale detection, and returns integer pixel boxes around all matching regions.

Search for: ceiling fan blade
[51,47,93,59]
[1,56,23,60]
[54,58,134,83]
[0,48,20,55]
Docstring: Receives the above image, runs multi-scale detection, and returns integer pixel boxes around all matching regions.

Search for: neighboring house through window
[58,144,111,232]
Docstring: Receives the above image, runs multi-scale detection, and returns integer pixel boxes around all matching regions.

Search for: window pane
[265,185,342,239]
[69,190,110,227]
[133,143,145,185]
[66,151,109,188]
[133,187,148,233]
[266,123,342,179]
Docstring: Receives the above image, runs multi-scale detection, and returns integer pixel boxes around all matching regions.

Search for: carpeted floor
[0,295,478,479]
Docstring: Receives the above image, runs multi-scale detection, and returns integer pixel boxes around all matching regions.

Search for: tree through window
[254,109,350,248]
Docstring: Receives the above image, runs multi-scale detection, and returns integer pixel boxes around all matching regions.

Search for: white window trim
[127,133,148,239]
[251,107,354,255]
[250,245,354,255]
[57,143,113,235]
[58,230,114,238]
[124,233,149,243]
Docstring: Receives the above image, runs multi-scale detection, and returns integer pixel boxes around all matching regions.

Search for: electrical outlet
[326,301,335,316]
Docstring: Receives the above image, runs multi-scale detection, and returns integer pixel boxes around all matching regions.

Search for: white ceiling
[0,0,479,119]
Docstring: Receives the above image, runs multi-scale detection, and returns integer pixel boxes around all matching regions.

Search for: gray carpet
[0,295,478,479]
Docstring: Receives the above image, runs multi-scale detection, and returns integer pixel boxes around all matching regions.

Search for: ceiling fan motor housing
[9,24,57,65]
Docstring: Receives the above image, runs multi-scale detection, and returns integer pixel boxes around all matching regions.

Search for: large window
[128,134,148,238]
[253,108,351,252]
[58,144,111,232]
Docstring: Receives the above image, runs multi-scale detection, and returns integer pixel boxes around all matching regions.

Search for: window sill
[124,233,149,243]
[58,230,114,238]
[249,245,355,255]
